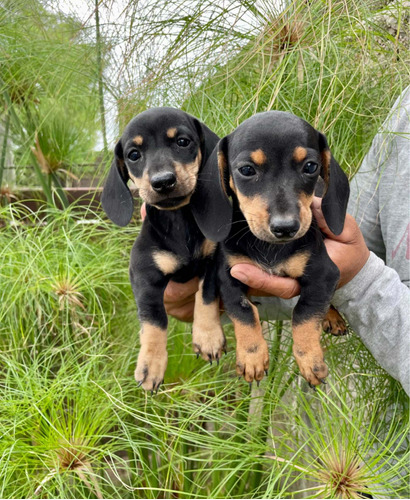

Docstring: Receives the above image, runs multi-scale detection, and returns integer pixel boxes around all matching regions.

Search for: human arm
[332,251,410,394]
[163,278,198,322]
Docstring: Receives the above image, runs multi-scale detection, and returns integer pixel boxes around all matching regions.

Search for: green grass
[1,0,410,497]
[0,203,408,499]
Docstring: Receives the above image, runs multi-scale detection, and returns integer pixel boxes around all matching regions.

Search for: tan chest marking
[227,254,256,269]
[227,253,274,276]
[272,251,310,278]
[152,250,181,275]
[227,250,310,279]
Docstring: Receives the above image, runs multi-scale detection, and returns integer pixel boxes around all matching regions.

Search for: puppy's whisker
[235,227,252,247]
[225,219,248,227]
[218,218,248,236]
[225,225,250,243]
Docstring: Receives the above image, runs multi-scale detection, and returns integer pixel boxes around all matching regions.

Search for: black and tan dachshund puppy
[101,108,229,391]
[193,111,349,387]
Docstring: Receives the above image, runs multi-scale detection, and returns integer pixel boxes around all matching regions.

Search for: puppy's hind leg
[192,264,226,364]
[322,305,347,336]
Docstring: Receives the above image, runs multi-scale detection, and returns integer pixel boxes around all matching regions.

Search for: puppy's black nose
[270,218,300,239]
[150,172,176,192]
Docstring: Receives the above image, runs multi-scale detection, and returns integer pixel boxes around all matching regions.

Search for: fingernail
[230,269,248,284]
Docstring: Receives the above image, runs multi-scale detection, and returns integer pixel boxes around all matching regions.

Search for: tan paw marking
[231,299,269,383]
[192,327,226,363]
[293,345,328,386]
[192,279,226,363]
[293,318,327,386]
[135,324,167,391]
[236,339,269,383]
[322,305,347,336]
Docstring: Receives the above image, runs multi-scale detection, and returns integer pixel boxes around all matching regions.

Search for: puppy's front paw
[293,345,328,387]
[322,306,347,336]
[236,339,269,384]
[135,344,168,392]
[192,324,226,364]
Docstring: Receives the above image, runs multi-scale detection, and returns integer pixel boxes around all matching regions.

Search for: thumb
[230,263,301,298]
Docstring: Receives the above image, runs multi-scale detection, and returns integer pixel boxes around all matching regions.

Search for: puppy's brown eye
[303,162,318,174]
[177,138,190,147]
[128,150,141,161]
[238,165,256,177]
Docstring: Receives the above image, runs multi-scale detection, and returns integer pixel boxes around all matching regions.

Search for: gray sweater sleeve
[339,87,410,394]
[332,252,410,395]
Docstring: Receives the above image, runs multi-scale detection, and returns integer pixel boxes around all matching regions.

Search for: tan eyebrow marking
[293,146,307,163]
[133,135,143,146]
[250,149,266,165]
[167,127,177,138]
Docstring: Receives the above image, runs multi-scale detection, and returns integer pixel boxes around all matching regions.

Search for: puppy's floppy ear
[101,140,134,227]
[191,117,220,165]
[190,135,233,242]
[318,132,350,235]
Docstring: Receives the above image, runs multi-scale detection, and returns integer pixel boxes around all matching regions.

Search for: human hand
[140,202,198,322]
[163,277,199,322]
[230,197,370,297]
[311,197,370,287]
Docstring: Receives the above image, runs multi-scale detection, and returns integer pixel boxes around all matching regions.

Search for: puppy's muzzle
[150,171,177,193]
[270,217,300,240]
